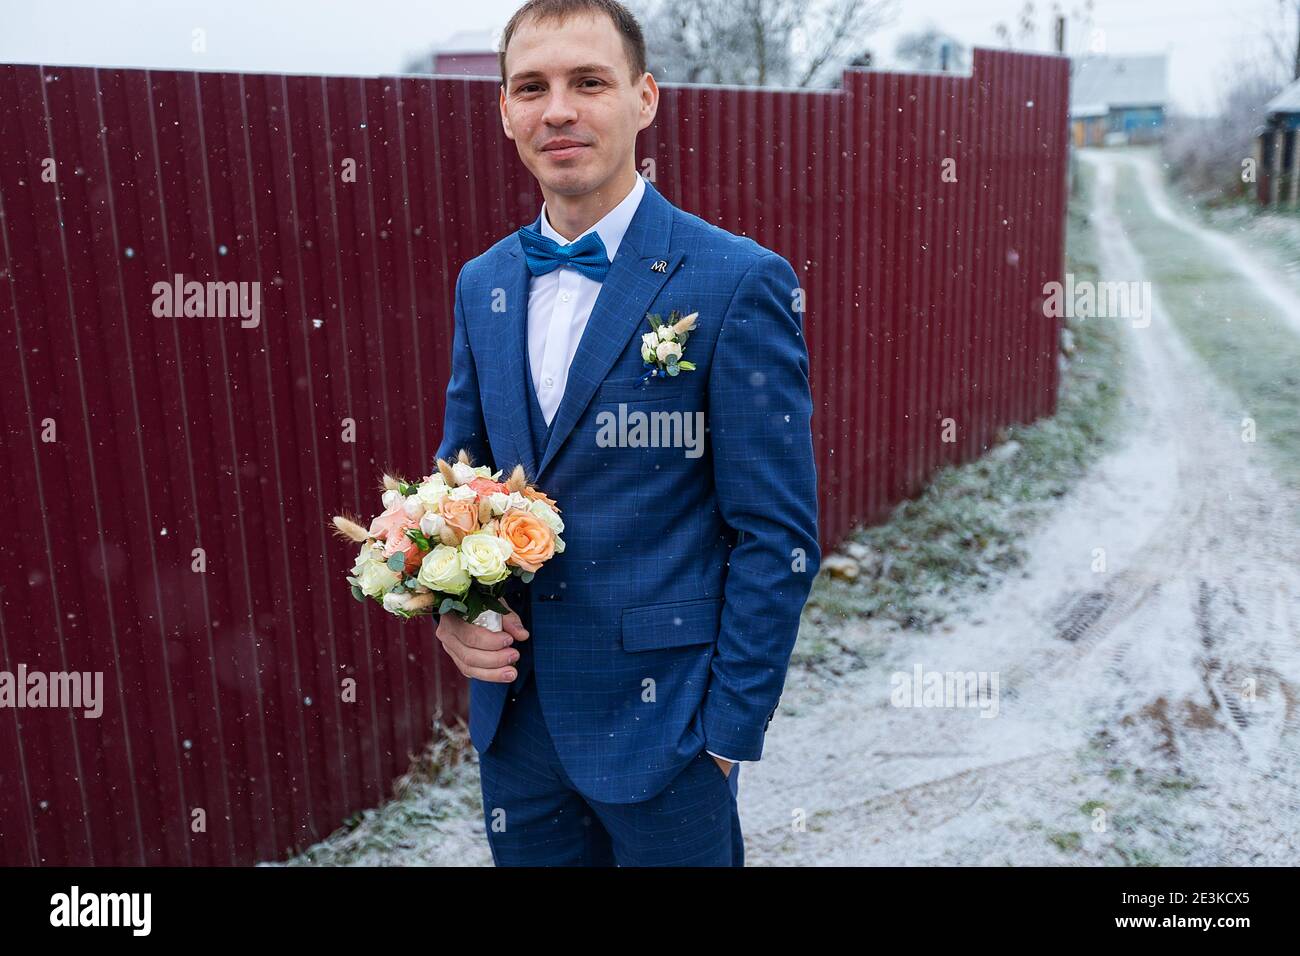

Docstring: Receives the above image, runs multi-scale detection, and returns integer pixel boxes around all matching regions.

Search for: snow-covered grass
[797,165,1126,664]
[1110,157,1300,495]
[267,720,492,867]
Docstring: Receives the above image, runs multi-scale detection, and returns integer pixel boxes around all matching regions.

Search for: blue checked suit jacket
[435,175,822,803]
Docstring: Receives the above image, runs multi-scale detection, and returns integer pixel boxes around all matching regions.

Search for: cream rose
[459,532,513,585]
[657,324,675,341]
[356,557,401,598]
[416,476,450,509]
[417,544,470,595]
[656,339,682,363]
[527,498,565,535]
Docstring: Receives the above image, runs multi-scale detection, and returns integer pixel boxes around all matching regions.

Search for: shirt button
[559,292,571,302]
[543,376,554,387]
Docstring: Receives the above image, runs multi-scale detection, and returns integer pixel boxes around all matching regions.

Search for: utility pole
[1293,0,1300,79]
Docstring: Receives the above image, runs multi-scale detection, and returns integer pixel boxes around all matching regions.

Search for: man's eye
[581,79,604,88]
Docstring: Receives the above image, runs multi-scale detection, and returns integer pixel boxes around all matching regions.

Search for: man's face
[500,11,656,197]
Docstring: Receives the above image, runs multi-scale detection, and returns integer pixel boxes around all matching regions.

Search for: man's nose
[541,88,579,127]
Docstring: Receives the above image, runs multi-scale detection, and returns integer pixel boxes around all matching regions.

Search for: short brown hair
[499,0,647,89]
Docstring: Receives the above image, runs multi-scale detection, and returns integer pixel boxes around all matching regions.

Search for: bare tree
[634,0,898,88]
[1162,57,1285,201]
[895,27,970,72]
[1258,0,1300,81]
[994,0,1095,57]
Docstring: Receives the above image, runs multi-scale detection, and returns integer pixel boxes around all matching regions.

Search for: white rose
[642,331,659,350]
[656,340,682,363]
[458,532,513,585]
[382,592,408,613]
[641,344,655,363]
[417,544,470,595]
[488,490,530,516]
[418,511,446,538]
[416,476,450,509]
[449,484,478,501]
[381,489,402,511]
[553,535,565,554]
[657,324,675,341]
[527,498,565,535]
[402,495,425,519]
[451,461,478,486]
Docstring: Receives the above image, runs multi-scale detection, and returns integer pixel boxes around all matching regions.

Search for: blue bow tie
[517,224,611,282]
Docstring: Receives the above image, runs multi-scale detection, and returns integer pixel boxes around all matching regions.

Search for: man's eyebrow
[508,64,616,84]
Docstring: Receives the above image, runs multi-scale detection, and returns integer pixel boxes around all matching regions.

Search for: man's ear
[499,87,515,141]
[638,73,659,132]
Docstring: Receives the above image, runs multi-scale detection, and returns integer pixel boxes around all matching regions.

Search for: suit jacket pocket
[621,596,724,652]
[596,376,693,404]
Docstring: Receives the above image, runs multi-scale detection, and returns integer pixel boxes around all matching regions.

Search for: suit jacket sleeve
[435,266,495,471]
[434,269,525,615]
[699,251,822,762]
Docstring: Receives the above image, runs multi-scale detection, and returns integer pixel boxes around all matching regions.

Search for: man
[433,0,821,866]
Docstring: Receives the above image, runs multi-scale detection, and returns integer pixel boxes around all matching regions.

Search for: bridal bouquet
[332,450,563,632]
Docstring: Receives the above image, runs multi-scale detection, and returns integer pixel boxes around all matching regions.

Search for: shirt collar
[537,173,646,262]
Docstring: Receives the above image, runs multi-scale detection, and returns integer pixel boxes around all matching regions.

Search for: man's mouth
[541,140,589,159]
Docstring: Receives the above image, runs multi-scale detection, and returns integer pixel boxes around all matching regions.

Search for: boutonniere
[638,309,698,382]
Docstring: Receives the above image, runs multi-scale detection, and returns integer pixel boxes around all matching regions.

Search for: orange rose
[498,509,555,573]
[467,477,510,500]
[382,523,423,575]
[438,495,480,539]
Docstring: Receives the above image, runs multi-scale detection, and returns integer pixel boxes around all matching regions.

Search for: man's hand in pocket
[711,754,734,779]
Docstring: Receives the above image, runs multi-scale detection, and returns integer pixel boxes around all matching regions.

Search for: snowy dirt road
[738,150,1300,866]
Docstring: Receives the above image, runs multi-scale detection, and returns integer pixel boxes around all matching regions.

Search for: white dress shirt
[525,173,743,770]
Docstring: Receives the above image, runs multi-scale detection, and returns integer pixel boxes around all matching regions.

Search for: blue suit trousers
[478,668,743,867]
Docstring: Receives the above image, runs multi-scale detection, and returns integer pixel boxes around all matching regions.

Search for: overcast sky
[0,0,1293,116]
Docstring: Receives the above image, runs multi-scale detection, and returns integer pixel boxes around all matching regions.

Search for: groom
[433,0,821,866]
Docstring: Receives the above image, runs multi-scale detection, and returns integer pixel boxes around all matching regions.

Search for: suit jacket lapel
[504,177,684,483]
[495,240,539,482]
